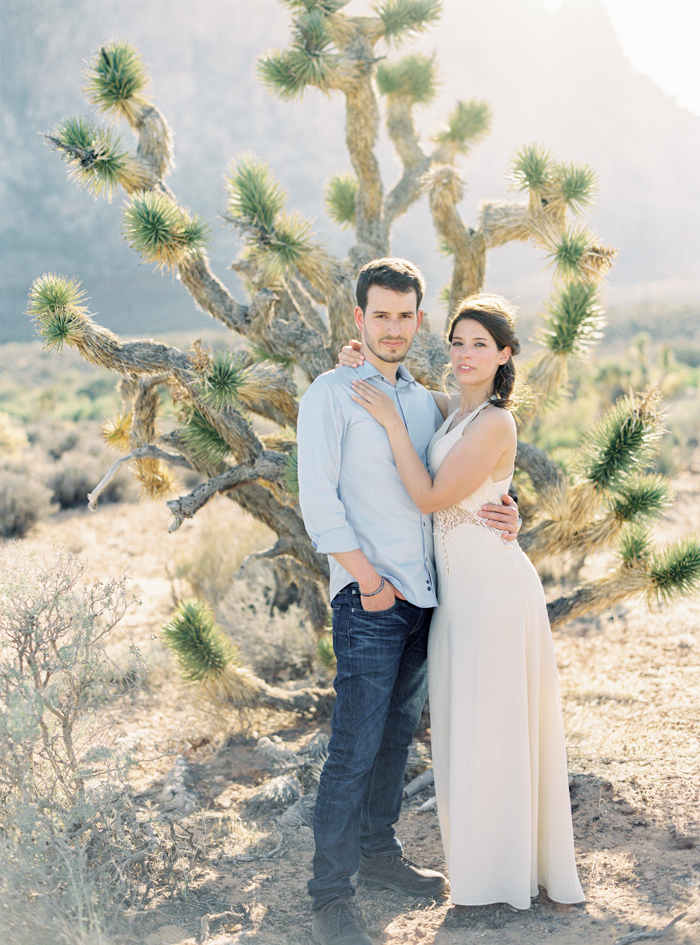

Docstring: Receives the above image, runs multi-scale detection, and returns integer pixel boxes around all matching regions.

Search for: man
[297,258,519,945]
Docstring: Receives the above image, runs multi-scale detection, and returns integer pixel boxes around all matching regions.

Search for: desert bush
[0,464,56,537]
[47,450,128,508]
[26,418,80,458]
[46,451,102,508]
[166,506,328,702]
[161,591,334,721]
[526,343,700,478]
[25,419,133,509]
[174,508,275,605]
[0,413,58,537]
[1,421,132,532]
[168,563,320,685]
[215,561,321,682]
[0,546,148,945]
[173,507,322,680]
[654,389,700,475]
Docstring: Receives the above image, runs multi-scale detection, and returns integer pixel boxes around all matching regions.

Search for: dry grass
[214,567,324,683]
[171,504,275,605]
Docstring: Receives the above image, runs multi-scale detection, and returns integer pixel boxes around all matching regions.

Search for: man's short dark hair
[356,257,426,312]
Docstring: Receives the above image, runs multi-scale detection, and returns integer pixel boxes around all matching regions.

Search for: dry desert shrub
[0,447,126,537]
[215,561,321,682]
[47,449,128,508]
[173,505,275,604]
[0,465,56,537]
[658,391,700,472]
[29,419,132,508]
[26,418,81,459]
[0,418,133,537]
[0,546,149,945]
[173,508,324,681]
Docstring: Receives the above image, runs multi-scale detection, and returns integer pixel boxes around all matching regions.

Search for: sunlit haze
[540,0,700,116]
[344,0,700,117]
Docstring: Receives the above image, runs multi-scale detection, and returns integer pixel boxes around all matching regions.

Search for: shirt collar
[354,360,416,387]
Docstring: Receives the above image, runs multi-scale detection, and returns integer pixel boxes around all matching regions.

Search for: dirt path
[12,477,700,945]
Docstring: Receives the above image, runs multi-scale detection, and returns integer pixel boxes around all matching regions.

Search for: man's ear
[353,305,364,333]
[416,309,424,331]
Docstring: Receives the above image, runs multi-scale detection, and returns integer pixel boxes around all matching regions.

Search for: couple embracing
[297,257,584,945]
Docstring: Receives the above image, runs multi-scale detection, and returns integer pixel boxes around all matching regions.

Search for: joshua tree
[28,0,700,658]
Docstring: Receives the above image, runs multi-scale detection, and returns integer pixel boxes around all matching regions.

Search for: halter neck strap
[447,399,492,433]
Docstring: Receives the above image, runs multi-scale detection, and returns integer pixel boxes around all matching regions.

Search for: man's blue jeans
[308,584,432,909]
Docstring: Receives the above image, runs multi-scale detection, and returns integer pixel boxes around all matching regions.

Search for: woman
[345,294,584,910]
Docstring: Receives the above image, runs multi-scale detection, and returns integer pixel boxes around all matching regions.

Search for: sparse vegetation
[161,589,333,717]
[172,516,331,683]
[0,419,132,536]
[525,340,700,480]
[0,546,143,944]
[47,450,121,508]
[2,499,699,944]
[0,412,28,456]
[0,466,56,537]
[172,508,276,605]
[215,563,327,683]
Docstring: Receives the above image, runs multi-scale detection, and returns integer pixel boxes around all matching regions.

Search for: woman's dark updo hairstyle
[447,294,521,409]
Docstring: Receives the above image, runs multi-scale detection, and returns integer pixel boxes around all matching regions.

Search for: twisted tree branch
[87,445,193,510]
[166,453,287,530]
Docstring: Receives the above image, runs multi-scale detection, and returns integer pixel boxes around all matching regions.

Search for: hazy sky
[344,0,700,117]
[541,0,700,116]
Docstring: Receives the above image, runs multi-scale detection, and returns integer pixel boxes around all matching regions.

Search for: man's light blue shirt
[297,361,442,607]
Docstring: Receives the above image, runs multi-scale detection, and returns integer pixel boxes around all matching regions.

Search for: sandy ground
[12,471,700,945]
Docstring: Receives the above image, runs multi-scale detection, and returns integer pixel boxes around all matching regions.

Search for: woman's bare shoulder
[467,404,516,438]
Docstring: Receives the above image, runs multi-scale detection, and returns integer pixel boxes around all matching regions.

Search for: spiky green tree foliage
[30,4,700,649]
[162,598,334,714]
[162,598,259,704]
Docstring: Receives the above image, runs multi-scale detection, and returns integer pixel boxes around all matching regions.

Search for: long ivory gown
[427,402,584,909]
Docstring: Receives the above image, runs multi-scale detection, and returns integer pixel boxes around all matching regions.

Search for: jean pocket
[358,598,399,616]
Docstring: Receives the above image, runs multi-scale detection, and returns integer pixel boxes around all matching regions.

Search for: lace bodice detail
[428,402,515,565]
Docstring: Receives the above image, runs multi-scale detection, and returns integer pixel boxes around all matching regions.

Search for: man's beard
[364,334,409,363]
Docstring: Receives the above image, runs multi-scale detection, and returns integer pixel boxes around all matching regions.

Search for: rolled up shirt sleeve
[297,379,360,555]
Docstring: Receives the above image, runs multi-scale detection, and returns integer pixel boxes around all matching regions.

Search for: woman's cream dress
[427,403,584,909]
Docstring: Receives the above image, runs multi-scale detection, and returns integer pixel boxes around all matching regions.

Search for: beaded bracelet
[360,578,385,597]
